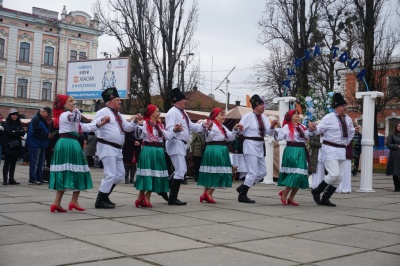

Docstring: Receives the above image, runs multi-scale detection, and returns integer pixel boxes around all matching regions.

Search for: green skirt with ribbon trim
[48,132,93,191]
[197,144,232,188]
[277,145,309,189]
[134,145,169,193]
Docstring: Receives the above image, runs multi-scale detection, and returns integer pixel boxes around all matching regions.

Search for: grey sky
[6,0,268,105]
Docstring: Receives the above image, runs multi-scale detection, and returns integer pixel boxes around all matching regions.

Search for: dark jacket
[3,116,25,157]
[26,112,49,149]
[122,131,142,163]
[309,135,321,174]
[190,132,206,157]
[352,132,362,157]
[386,133,400,176]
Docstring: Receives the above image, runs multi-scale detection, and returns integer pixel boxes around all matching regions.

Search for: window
[70,50,77,61]
[0,38,4,58]
[17,78,28,98]
[19,42,30,62]
[79,51,86,61]
[42,82,52,100]
[44,46,54,65]
[387,76,400,98]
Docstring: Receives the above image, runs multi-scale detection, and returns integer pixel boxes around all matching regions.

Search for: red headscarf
[144,104,164,139]
[208,107,227,139]
[282,110,306,140]
[53,94,71,129]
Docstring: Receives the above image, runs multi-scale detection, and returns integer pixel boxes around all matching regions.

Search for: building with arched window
[0,2,101,118]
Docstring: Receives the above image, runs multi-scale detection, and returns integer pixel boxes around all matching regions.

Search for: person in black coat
[386,122,400,192]
[0,113,4,166]
[3,109,25,185]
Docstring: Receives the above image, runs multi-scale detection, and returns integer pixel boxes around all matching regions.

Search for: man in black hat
[236,94,278,203]
[93,87,143,209]
[308,93,355,207]
[164,88,212,205]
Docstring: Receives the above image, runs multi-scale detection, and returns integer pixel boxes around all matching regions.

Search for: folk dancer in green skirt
[48,95,110,212]
[197,108,243,203]
[134,104,182,207]
[274,110,311,206]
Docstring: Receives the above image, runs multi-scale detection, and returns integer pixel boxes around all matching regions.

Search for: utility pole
[181,60,185,93]
[214,65,236,111]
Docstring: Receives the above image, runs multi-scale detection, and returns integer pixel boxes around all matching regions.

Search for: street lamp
[178,53,194,93]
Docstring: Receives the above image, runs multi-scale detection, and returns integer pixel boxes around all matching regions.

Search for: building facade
[0,3,101,118]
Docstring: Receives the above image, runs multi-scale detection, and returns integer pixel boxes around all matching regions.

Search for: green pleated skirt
[277,145,309,189]
[48,133,93,191]
[197,144,232,188]
[134,145,169,193]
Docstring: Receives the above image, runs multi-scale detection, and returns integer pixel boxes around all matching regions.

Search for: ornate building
[0,2,101,117]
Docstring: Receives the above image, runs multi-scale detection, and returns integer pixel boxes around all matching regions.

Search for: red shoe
[135,199,142,208]
[280,193,287,206]
[50,204,67,213]
[137,196,152,208]
[200,192,216,203]
[287,199,299,206]
[68,202,86,211]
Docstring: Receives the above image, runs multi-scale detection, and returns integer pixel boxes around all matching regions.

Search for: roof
[225,106,279,120]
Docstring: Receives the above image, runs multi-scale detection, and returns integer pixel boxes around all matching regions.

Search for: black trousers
[3,155,18,180]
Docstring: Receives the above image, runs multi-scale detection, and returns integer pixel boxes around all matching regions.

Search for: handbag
[7,139,21,149]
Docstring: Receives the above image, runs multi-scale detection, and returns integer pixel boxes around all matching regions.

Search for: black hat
[171,88,187,103]
[332,93,347,108]
[250,94,264,109]
[102,87,120,103]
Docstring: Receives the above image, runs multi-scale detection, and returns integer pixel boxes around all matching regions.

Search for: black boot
[8,179,20,185]
[95,191,115,209]
[236,184,244,194]
[3,177,7,185]
[393,176,399,192]
[157,192,169,202]
[168,179,187,205]
[311,180,329,205]
[238,185,255,203]
[182,177,188,185]
[320,185,337,207]
[105,185,116,206]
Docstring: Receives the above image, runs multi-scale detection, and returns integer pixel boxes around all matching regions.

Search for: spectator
[352,125,362,176]
[2,109,25,185]
[122,130,142,184]
[26,107,53,185]
[386,122,400,192]
[189,130,206,182]
[0,113,4,166]
[84,132,97,167]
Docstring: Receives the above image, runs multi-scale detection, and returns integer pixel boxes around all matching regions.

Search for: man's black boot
[168,179,187,205]
[95,191,115,209]
[238,185,255,203]
[320,185,337,207]
[311,180,329,205]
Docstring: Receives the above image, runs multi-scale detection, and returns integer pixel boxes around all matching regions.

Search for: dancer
[197,108,243,203]
[134,104,181,207]
[49,95,109,212]
[275,110,311,206]
[308,93,355,207]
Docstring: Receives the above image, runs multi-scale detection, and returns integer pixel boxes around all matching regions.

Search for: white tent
[226,106,279,120]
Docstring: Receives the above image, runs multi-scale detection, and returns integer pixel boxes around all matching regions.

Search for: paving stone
[314,251,400,266]
[139,246,295,266]
[294,227,400,250]
[0,224,63,245]
[81,231,211,255]
[0,239,120,266]
[227,237,365,264]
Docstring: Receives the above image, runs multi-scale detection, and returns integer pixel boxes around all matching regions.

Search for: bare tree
[258,0,322,97]
[149,0,199,111]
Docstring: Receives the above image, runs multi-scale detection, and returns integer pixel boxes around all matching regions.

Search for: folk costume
[198,108,238,189]
[275,110,310,190]
[236,94,276,203]
[165,88,205,205]
[94,87,140,209]
[135,104,177,195]
[311,93,355,206]
[49,95,97,191]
